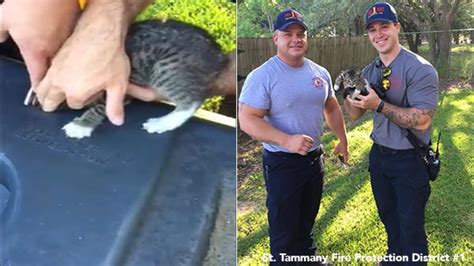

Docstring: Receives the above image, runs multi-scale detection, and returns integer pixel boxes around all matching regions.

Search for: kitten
[62,19,229,139]
[333,68,369,100]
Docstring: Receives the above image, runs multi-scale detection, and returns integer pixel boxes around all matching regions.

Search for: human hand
[1,0,79,88]
[346,87,381,111]
[35,14,130,126]
[0,5,9,42]
[127,83,168,102]
[284,134,314,156]
[333,141,349,164]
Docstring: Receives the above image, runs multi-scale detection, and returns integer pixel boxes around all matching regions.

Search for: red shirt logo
[313,76,324,88]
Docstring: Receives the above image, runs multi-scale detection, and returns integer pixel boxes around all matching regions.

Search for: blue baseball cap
[274,9,308,32]
[364,2,398,29]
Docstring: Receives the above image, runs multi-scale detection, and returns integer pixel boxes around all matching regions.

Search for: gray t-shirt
[363,47,439,149]
[239,56,333,152]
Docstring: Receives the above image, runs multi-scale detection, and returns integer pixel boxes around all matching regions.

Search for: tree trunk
[352,16,364,36]
[435,19,453,77]
[425,32,438,65]
[415,34,422,47]
[406,33,419,53]
[437,31,452,77]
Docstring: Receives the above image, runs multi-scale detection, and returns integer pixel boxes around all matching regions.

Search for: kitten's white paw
[143,104,198,134]
[143,117,179,134]
[62,122,94,139]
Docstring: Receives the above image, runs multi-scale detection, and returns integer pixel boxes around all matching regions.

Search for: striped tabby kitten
[63,19,228,139]
[333,68,369,100]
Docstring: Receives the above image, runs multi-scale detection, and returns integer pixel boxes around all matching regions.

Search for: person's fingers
[127,83,158,102]
[302,135,314,144]
[302,142,312,149]
[0,30,9,42]
[65,94,88,109]
[21,49,49,88]
[357,94,368,101]
[350,98,361,105]
[33,64,66,111]
[344,152,349,163]
[41,86,66,112]
[298,149,308,156]
[348,98,362,108]
[64,81,103,109]
[105,86,125,126]
[82,92,104,106]
[34,74,51,104]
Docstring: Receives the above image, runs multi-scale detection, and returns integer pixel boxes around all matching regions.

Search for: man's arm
[379,103,435,131]
[239,103,314,156]
[80,0,152,34]
[346,87,435,131]
[123,0,154,20]
[35,0,152,126]
[1,0,80,88]
[324,96,349,162]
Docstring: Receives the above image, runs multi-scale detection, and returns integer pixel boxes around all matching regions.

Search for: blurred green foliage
[137,0,236,53]
[136,0,236,113]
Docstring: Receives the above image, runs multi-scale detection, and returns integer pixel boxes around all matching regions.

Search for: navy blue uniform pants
[369,144,431,266]
[262,148,324,265]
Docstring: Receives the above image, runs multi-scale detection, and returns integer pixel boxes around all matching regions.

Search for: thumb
[106,86,126,126]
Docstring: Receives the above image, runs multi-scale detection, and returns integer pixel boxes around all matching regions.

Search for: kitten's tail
[208,50,236,97]
[334,72,344,92]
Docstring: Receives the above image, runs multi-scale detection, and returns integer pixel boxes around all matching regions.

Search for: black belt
[374,143,414,155]
[265,147,322,158]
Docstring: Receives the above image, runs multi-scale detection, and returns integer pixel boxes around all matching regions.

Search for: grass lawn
[238,87,474,264]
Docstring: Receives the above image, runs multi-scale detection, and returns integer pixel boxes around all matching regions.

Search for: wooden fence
[238,36,378,82]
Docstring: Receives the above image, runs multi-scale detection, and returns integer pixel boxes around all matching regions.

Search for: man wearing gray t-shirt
[345,3,438,265]
[239,9,348,265]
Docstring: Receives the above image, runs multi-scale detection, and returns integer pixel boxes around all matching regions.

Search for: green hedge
[137,0,236,53]
[136,0,236,113]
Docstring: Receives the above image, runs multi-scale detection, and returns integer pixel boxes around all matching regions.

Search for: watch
[376,100,385,113]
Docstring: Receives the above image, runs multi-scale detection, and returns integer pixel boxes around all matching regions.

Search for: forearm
[325,107,348,145]
[124,0,153,20]
[380,102,435,131]
[79,0,151,40]
[240,115,289,147]
[86,0,152,19]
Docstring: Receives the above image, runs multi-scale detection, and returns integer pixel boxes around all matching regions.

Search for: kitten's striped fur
[63,19,228,139]
[333,68,369,100]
